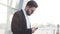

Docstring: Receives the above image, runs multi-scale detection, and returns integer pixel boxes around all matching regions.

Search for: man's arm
[11,12,23,32]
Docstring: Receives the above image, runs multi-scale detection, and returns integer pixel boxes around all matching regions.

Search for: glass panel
[0,4,7,13]
[11,0,20,8]
[30,0,60,25]
[0,0,7,5]
[0,0,7,34]
[0,5,7,24]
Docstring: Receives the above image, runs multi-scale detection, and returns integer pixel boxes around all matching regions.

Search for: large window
[0,0,19,24]
[29,0,60,26]
[0,0,7,34]
[0,0,7,24]
[0,0,20,34]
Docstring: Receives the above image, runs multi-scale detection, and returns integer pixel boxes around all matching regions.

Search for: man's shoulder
[14,9,23,16]
[15,9,23,14]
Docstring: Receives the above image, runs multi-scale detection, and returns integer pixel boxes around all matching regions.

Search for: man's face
[26,7,36,16]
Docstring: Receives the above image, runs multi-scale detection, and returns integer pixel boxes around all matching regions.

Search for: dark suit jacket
[11,10,32,34]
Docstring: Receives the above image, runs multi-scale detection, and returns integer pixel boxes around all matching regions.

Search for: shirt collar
[22,9,28,16]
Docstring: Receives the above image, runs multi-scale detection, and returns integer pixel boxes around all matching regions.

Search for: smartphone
[35,27,38,30]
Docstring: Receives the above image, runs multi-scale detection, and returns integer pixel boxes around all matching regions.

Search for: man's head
[25,0,38,16]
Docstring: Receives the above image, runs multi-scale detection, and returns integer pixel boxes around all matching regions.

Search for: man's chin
[27,14,31,16]
[26,13,32,16]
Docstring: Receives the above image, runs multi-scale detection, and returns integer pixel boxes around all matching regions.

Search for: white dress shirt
[23,9,31,29]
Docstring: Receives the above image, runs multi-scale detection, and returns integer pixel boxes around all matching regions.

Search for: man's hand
[32,27,38,33]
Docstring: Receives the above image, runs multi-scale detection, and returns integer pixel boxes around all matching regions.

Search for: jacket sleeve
[11,12,23,32]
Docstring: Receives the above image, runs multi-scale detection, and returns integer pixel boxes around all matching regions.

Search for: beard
[26,10,34,16]
[26,11,31,16]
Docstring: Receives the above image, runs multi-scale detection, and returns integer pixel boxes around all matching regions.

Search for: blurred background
[0,0,60,34]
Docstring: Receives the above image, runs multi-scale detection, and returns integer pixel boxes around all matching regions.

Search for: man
[11,0,38,34]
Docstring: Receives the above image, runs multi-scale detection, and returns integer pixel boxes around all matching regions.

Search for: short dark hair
[26,0,38,8]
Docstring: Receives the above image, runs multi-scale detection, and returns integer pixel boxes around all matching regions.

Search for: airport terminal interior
[0,0,60,34]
